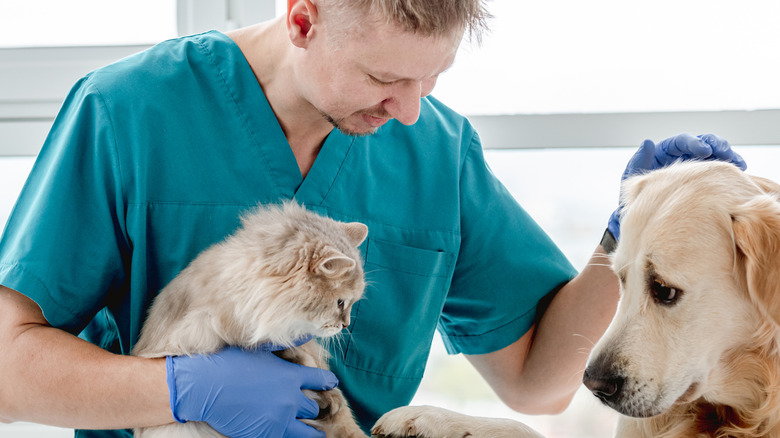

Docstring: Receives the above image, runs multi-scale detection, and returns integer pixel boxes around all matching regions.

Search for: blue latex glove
[266,334,314,351]
[607,133,746,241]
[166,345,338,438]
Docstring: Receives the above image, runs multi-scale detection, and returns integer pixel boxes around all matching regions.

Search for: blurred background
[1,0,779,436]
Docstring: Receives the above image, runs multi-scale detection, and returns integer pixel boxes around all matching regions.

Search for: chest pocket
[341,238,454,378]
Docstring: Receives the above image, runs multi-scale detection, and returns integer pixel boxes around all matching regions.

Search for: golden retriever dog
[583,160,780,437]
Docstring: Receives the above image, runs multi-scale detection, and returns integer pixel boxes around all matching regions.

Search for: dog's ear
[733,194,780,325]
[750,174,780,196]
[620,172,652,208]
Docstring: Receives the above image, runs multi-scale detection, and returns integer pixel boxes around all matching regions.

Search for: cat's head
[230,202,368,345]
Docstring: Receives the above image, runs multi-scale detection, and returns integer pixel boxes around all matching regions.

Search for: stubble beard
[319,110,378,137]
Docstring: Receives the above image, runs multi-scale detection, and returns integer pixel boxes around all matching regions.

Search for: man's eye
[651,280,681,305]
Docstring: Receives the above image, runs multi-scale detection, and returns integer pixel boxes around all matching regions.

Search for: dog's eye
[337,299,345,310]
[651,281,680,305]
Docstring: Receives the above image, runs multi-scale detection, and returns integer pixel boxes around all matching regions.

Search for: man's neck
[227,18,332,178]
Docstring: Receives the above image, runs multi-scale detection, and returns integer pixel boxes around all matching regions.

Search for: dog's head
[584,160,780,418]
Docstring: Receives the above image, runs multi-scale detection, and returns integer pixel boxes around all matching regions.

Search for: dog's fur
[372,405,544,438]
[584,161,780,437]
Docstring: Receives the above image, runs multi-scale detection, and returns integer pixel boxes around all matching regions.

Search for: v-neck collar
[207,31,357,206]
[295,130,356,206]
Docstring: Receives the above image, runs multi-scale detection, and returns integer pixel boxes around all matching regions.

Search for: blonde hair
[321,0,491,43]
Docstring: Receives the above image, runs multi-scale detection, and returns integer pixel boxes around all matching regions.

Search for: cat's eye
[651,280,681,306]
[337,299,345,309]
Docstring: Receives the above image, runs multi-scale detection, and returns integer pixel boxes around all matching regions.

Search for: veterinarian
[0,0,747,437]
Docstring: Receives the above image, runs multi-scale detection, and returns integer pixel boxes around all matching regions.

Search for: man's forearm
[465,246,620,414]
[522,246,620,408]
[0,288,173,429]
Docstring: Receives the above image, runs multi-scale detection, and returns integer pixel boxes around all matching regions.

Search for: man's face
[298,18,462,136]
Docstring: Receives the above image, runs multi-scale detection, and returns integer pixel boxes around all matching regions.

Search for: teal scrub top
[0,31,576,437]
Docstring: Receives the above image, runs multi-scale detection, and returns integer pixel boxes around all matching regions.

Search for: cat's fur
[132,202,369,438]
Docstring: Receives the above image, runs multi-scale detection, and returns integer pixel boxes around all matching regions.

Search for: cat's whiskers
[318,330,351,359]
[361,268,381,287]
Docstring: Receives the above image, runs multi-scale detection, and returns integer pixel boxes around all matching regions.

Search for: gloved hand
[606,133,747,243]
[266,334,314,351]
[166,345,338,438]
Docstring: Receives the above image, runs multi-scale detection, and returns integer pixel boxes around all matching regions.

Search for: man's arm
[465,246,619,414]
[0,285,173,429]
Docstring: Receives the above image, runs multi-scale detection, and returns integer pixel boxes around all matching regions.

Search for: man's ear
[287,0,319,48]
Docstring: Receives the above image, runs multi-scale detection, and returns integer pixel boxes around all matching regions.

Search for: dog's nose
[583,367,624,404]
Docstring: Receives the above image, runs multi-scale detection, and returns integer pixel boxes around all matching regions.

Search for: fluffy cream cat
[132,202,368,438]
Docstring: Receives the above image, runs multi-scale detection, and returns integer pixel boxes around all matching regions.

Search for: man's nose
[384,81,423,126]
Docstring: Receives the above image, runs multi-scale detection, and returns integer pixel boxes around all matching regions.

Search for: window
[0,0,277,157]
[0,1,177,48]
[434,0,780,115]
[0,422,71,438]
[0,158,34,228]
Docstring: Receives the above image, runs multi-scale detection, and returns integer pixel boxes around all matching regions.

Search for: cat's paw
[371,405,545,438]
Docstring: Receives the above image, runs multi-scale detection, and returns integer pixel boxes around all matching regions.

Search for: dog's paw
[371,405,437,438]
[371,405,545,438]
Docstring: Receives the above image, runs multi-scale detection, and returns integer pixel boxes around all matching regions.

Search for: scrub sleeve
[0,79,128,336]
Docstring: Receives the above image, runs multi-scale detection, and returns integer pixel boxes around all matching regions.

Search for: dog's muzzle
[583,351,662,418]
[583,366,624,405]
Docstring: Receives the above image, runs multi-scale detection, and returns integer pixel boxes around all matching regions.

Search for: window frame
[0,0,276,157]
[1,0,779,157]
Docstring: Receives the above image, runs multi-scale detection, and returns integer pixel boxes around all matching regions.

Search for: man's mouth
[361,113,390,128]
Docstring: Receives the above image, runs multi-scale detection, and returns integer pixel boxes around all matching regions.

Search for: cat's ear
[342,222,368,247]
[313,250,357,278]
